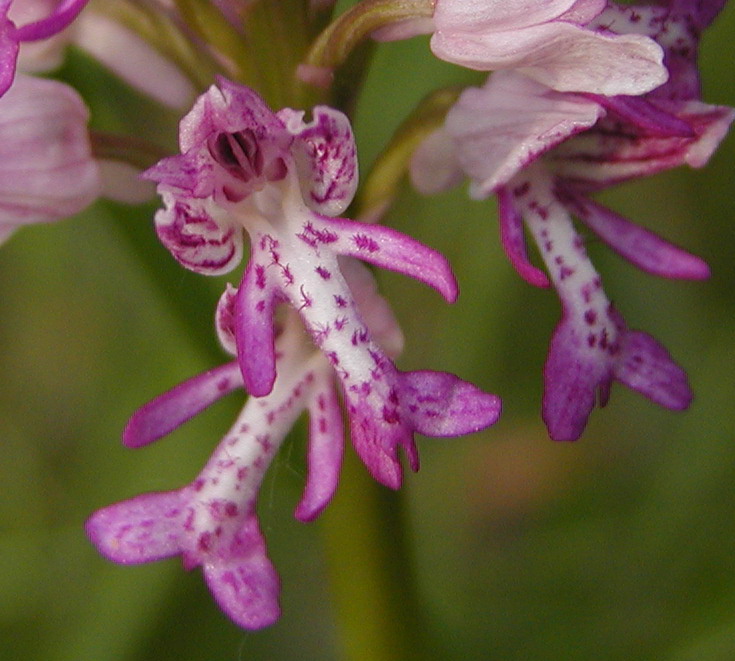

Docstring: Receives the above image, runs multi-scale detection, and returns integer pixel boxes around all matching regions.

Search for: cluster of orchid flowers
[2,0,731,631]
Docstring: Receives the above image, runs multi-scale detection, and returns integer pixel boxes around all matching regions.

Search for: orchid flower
[375,0,667,96]
[0,0,89,96]
[411,1,733,440]
[0,73,99,243]
[88,259,500,628]
[144,78,501,486]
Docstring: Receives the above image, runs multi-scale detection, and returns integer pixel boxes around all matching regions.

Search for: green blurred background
[1,5,734,660]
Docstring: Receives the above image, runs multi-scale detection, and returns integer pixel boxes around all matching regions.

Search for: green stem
[320,449,437,661]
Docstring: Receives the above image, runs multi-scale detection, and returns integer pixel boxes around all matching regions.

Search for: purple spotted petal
[497,185,549,287]
[347,398,417,490]
[279,106,358,216]
[399,370,501,436]
[307,214,458,303]
[542,304,693,441]
[123,362,243,448]
[542,313,614,441]
[202,517,281,630]
[234,245,283,397]
[615,330,692,410]
[563,191,710,280]
[154,190,242,275]
[295,372,344,522]
[86,490,186,564]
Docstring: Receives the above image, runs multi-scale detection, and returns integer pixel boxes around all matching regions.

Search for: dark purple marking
[513,181,530,197]
[225,502,238,517]
[382,406,400,424]
[198,532,212,552]
[255,264,266,289]
[315,265,331,280]
[353,233,380,252]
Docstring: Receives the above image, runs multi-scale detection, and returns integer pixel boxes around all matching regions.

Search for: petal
[307,214,458,303]
[615,330,692,410]
[347,401,411,490]
[234,254,280,397]
[542,314,613,441]
[123,362,243,448]
[179,78,286,153]
[585,95,695,138]
[203,517,281,630]
[399,370,501,436]
[215,283,239,355]
[434,0,582,34]
[553,101,735,186]
[295,371,344,522]
[153,190,243,275]
[432,22,666,95]
[445,71,604,195]
[86,490,186,564]
[496,185,550,287]
[279,106,358,216]
[564,191,710,280]
[0,75,99,224]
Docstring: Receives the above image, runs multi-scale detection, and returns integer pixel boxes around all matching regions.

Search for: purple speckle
[255,264,266,289]
[353,233,380,252]
[225,502,238,517]
[300,285,313,308]
[198,532,212,552]
[315,265,331,280]
[513,181,530,197]
[382,406,400,424]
